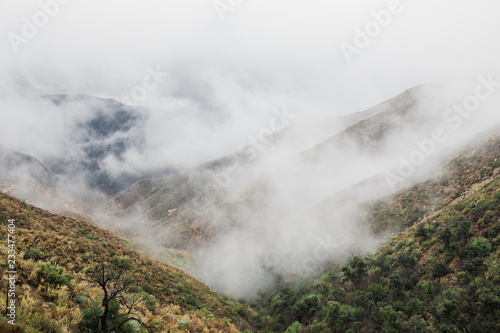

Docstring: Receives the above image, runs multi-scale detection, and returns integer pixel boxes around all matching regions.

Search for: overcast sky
[1,0,499,163]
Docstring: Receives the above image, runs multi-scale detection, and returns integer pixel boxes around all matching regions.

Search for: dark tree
[77,260,152,333]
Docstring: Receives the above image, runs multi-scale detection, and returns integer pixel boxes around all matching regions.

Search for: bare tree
[77,261,152,333]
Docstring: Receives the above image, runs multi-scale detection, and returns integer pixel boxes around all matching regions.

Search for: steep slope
[363,128,500,235]
[111,86,423,251]
[300,86,420,160]
[0,192,254,332]
[257,151,500,332]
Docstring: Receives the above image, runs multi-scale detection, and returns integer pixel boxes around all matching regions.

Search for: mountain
[42,94,173,195]
[0,192,255,332]
[0,147,52,186]
[109,84,448,257]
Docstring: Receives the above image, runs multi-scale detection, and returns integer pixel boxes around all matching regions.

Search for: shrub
[389,274,404,291]
[479,166,493,177]
[396,252,417,268]
[29,313,62,333]
[342,256,368,285]
[485,225,499,238]
[369,283,388,302]
[31,263,73,288]
[405,298,425,317]
[464,238,492,258]
[379,305,404,331]
[438,226,452,248]
[416,280,438,298]
[284,321,302,333]
[110,256,131,270]
[432,262,447,279]
[23,248,44,261]
[141,282,154,294]
[233,305,248,319]
[74,228,98,240]
[78,305,103,332]
[74,294,86,307]
[464,258,485,273]
[325,301,359,329]
[470,199,496,218]
[415,225,428,240]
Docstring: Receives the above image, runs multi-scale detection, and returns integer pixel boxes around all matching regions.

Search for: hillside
[110,86,425,253]
[0,148,52,187]
[255,143,500,332]
[0,192,254,332]
[300,87,419,160]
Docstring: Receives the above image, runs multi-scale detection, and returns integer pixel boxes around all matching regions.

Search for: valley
[0,85,499,332]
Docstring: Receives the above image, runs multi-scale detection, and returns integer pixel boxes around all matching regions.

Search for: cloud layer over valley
[0,0,499,297]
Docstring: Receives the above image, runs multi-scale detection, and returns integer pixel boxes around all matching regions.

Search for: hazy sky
[2,0,499,108]
[1,0,499,165]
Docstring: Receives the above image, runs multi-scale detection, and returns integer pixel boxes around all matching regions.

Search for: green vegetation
[255,176,500,332]
[365,135,500,235]
[30,263,73,289]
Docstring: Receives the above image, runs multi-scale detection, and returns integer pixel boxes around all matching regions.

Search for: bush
[405,298,425,317]
[416,281,438,299]
[379,305,404,331]
[78,305,103,332]
[233,305,248,319]
[432,262,447,279]
[415,225,428,240]
[111,256,131,270]
[31,263,73,288]
[30,313,62,333]
[325,301,359,329]
[485,225,499,238]
[23,248,44,261]
[479,166,493,177]
[464,238,492,258]
[369,283,388,302]
[74,294,87,307]
[464,258,485,273]
[284,321,302,333]
[397,252,417,268]
[470,199,496,218]
[74,228,98,240]
[389,274,404,291]
[342,256,368,285]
